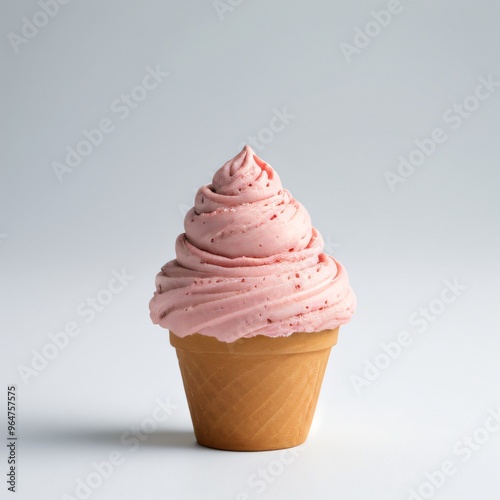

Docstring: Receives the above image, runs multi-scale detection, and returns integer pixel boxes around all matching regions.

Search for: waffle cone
[170,328,339,451]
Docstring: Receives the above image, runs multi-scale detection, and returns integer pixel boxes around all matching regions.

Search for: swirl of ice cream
[187,146,312,258]
[149,146,356,342]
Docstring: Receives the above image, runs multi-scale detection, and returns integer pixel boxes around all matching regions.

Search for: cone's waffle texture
[170,328,338,451]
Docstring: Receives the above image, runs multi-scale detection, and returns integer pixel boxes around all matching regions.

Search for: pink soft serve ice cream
[149,145,356,342]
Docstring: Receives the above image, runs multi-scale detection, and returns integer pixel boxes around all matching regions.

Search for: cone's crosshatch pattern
[170,329,338,451]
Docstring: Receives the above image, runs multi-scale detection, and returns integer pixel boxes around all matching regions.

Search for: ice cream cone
[170,328,339,451]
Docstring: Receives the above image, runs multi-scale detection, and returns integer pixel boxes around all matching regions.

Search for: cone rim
[169,328,338,354]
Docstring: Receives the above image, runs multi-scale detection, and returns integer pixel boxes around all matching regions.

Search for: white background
[1,1,499,499]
